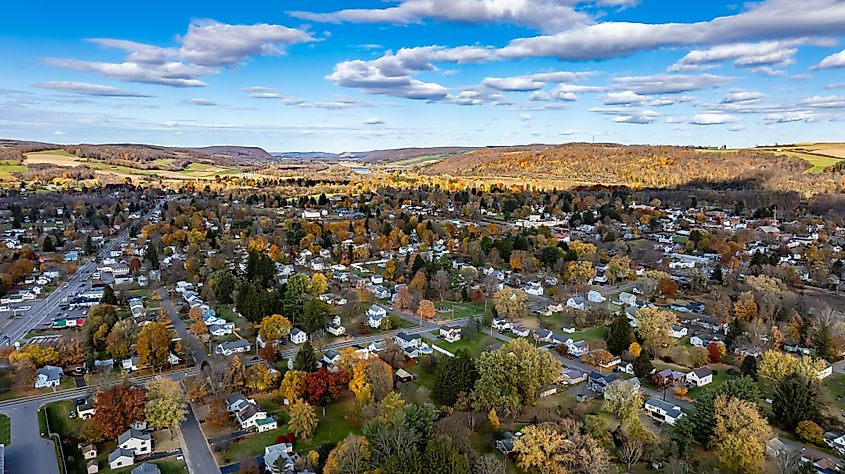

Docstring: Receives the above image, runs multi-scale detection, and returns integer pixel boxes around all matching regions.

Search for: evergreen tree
[293,341,317,372]
[423,437,470,474]
[688,377,760,443]
[382,447,423,474]
[605,314,635,356]
[42,235,55,252]
[773,373,823,431]
[632,350,654,378]
[740,355,758,379]
[712,265,723,283]
[213,269,236,304]
[100,285,117,305]
[431,349,478,406]
[812,325,836,362]
[145,241,159,269]
[84,235,94,255]
[724,317,745,349]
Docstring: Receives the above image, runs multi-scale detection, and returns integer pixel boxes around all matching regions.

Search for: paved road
[0,200,165,346]
[158,289,209,365]
[5,400,61,474]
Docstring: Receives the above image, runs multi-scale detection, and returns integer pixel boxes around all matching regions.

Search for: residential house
[327,321,346,336]
[587,290,606,303]
[77,397,96,419]
[118,428,152,454]
[566,296,586,311]
[86,460,99,474]
[225,393,254,413]
[394,332,421,350]
[367,305,387,328]
[439,324,462,343]
[492,318,511,332]
[264,443,295,474]
[511,325,530,338]
[670,325,688,338]
[587,371,619,395]
[122,356,141,372]
[524,282,543,296]
[34,365,62,388]
[234,403,268,430]
[644,397,685,425]
[560,368,587,385]
[653,368,686,386]
[565,339,590,357]
[496,432,522,455]
[532,328,553,344]
[131,463,161,474]
[686,368,713,387]
[108,448,135,470]
[618,292,637,306]
[290,328,308,344]
[208,323,234,337]
[322,349,341,369]
[215,340,251,356]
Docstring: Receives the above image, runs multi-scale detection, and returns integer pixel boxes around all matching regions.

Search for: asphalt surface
[5,400,61,474]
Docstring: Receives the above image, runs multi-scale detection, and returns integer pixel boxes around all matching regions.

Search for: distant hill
[190,145,273,162]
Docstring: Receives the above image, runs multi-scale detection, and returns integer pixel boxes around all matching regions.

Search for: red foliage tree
[301,368,349,406]
[707,341,724,363]
[658,278,679,299]
[93,385,147,439]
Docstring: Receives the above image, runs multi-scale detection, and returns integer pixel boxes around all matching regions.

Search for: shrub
[796,420,824,445]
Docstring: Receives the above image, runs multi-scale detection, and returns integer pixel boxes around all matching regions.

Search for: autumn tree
[136,321,171,371]
[493,287,527,321]
[94,385,147,439]
[145,377,187,439]
[733,292,758,320]
[395,286,412,311]
[259,314,292,343]
[106,319,136,359]
[280,370,307,402]
[514,421,609,474]
[416,299,435,320]
[289,399,318,440]
[635,307,677,354]
[711,396,771,474]
[324,434,370,474]
[602,379,643,425]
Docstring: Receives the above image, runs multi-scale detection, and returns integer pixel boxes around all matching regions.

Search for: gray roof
[646,397,682,414]
[36,365,63,381]
[219,339,250,350]
[691,367,712,378]
[131,463,162,474]
[118,428,150,444]
[108,448,135,463]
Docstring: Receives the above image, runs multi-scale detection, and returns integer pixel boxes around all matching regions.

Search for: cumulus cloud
[591,107,658,124]
[45,20,315,87]
[498,0,845,61]
[668,40,805,72]
[603,90,648,105]
[801,95,845,108]
[33,81,151,97]
[815,49,845,69]
[481,71,592,92]
[611,74,732,94]
[364,117,385,125]
[289,0,593,33]
[188,98,217,106]
[721,90,765,104]
[763,111,820,123]
[690,113,739,125]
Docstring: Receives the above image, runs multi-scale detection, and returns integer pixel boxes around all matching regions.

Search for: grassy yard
[45,400,87,473]
[433,300,487,321]
[215,392,362,465]
[427,331,500,357]
[568,325,608,343]
[405,363,437,391]
[824,374,845,413]
[0,414,9,445]
[687,368,731,399]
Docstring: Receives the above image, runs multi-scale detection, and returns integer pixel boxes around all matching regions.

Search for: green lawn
[405,363,437,392]
[0,160,26,178]
[824,374,845,413]
[45,400,86,473]
[687,369,731,399]
[433,300,487,321]
[427,331,499,357]
[0,414,10,445]
[216,392,362,465]
[568,325,608,343]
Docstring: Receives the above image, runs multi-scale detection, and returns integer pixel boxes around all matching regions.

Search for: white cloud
[290,0,593,33]
[44,20,315,87]
[690,113,739,125]
[763,110,820,123]
[669,40,804,72]
[815,49,845,69]
[364,117,385,125]
[33,81,151,97]
[188,98,217,106]
[611,74,732,94]
[520,113,532,121]
[721,90,765,104]
[498,0,845,61]
[603,90,648,105]
[801,95,845,108]
[481,71,592,92]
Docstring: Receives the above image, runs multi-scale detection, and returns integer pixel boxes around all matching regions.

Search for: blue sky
[2,0,845,152]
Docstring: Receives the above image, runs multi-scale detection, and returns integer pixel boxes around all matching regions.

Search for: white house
[587,290,606,303]
[492,318,511,332]
[566,297,586,311]
[511,326,530,338]
[818,362,834,380]
[290,328,308,344]
[367,305,387,327]
[439,325,462,343]
[618,292,637,306]
[108,448,135,470]
[670,325,688,338]
[264,443,295,474]
[215,340,251,356]
[524,282,543,296]
[686,367,713,387]
[256,417,278,433]
[394,332,421,350]
[565,339,590,357]
[645,397,685,425]
[327,323,346,336]
[118,428,152,454]
[533,328,554,343]
[34,365,62,388]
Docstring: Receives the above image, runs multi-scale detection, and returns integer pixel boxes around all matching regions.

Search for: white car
[16,306,32,311]
[0,306,9,312]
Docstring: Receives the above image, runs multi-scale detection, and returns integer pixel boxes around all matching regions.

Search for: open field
[23,149,247,181]
[391,154,443,167]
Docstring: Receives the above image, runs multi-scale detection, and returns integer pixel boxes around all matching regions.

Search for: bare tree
[618,436,644,471]
[310,329,328,353]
